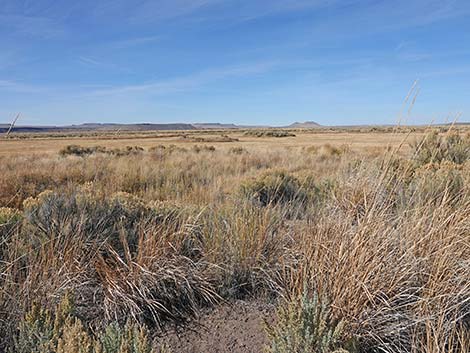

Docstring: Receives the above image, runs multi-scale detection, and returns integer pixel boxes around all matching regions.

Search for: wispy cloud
[421,66,470,78]
[111,35,160,49]
[77,55,134,74]
[221,0,346,23]
[4,1,467,41]
[0,79,48,93]
[87,0,221,25]
[88,61,277,96]
[0,14,64,38]
[78,56,103,66]
[85,0,346,26]
[128,0,219,24]
[118,0,470,30]
[342,0,470,32]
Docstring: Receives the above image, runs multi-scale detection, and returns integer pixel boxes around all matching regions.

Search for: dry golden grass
[0,127,469,353]
[0,129,425,156]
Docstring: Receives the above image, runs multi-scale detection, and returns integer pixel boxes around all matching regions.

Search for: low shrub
[240,171,307,207]
[181,135,238,142]
[60,145,144,157]
[305,144,349,158]
[0,207,22,225]
[60,145,105,156]
[244,130,296,138]
[22,191,150,253]
[228,146,248,155]
[404,161,467,207]
[266,287,350,353]
[113,146,144,156]
[411,130,470,166]
[192,145,216,153]
[148,144,187,154]
[11,293,157,353]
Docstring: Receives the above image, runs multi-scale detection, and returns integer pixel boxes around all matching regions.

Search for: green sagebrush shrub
[228,146,248,155]
[21,190,185,255]
[60,145,144,157]
[11,292,158,353]
[244,130,296,138]
[411,130,470,166]
[0,207,22,225]
[192,144,216,153]
[240,171,308,207]
[266,288,351,353]
[406,161,467,205]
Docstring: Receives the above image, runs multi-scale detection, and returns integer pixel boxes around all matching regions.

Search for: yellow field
[0,129,423,156]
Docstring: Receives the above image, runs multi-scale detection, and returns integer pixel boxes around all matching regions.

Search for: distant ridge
[74,123,197,131]
[287,121,321,128]
[4,120,467,134]
[0,121,289,133]
[193,123,239,129]
[0,123,197,133]
[193,123,270,129]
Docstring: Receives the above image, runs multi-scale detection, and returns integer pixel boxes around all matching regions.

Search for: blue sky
[1,0,469,126]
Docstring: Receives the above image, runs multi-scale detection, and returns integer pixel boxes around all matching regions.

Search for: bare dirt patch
[159,300,275,353]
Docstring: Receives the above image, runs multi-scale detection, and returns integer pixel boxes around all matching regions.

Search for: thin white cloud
[128,0,220,24]
[111,35,161,49]
[222,0,346,22]
[77,56,134,74]
[0,14,64,38]
[88,61,278,96]
[3,0,468,41]
[0,79,48,93]
[78,56,104,67]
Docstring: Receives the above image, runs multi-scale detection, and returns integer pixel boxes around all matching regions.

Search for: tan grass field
[0,127,469,353]
[0,129,421,156]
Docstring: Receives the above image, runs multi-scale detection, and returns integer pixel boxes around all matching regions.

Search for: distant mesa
[193,123,239,129]
[1,120,321,133]
[0,123,197,133]
[73,123,197,131]
[287,121,321,128]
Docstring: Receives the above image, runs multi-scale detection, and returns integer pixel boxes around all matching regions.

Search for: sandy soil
[158,300,276,353]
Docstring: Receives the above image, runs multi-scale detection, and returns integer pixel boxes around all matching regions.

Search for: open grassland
[0,127,469,353]
[0,127,431,156]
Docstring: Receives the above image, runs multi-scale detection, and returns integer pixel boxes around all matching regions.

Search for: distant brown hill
[287,121,321,128]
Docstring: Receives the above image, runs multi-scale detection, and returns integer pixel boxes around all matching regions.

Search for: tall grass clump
[0,207,22,256]
[198,204,289,298]
[287,153,470,353]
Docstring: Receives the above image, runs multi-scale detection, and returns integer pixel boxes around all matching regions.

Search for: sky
[1,0,470,126]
